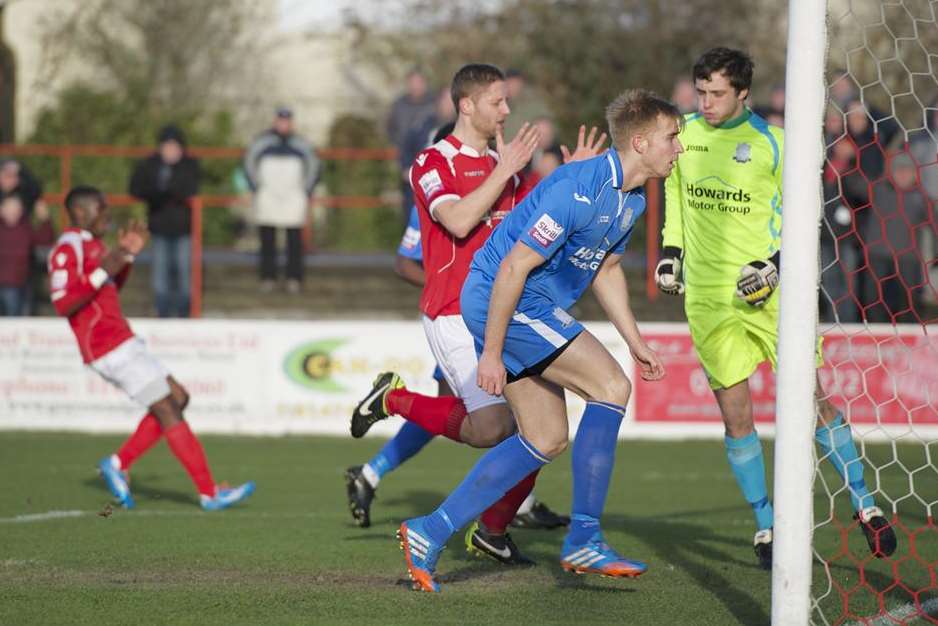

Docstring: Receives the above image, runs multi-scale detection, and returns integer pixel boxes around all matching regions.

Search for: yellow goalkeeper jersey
[663,109,784,296]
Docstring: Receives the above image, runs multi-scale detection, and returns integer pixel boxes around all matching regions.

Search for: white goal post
[773,0,829,624]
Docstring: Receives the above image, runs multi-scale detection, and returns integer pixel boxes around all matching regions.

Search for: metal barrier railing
[0,143,662,316]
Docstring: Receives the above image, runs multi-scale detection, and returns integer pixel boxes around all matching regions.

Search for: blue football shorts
[461,272,583,378]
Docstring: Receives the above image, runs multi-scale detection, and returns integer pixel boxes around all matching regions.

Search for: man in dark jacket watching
[129,125,201,317]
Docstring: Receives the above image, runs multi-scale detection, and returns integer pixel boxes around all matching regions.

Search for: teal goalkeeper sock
[725,432,774,530]
[815,413,873,511]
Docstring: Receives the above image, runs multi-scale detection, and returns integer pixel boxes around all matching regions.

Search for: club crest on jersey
[529,213,564,248]
[733,142,752,163]
[419,169,443,197]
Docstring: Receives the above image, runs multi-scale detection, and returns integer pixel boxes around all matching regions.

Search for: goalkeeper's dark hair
[605,89,683,152]
[64,185,104,219]
[451,63,505,112]
[693,47,754,94]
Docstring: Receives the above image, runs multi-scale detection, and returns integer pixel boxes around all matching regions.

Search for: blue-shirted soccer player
[395,89,683,592]
[345,125,568,535]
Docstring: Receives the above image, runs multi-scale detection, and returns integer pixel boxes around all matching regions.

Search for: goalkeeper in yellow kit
[658,47,896,569]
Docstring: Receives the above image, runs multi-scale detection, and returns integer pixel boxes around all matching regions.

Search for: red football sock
[480,469,539,535]
[116,413,162,469]
[164,421,216,496]
[386,388,466,442]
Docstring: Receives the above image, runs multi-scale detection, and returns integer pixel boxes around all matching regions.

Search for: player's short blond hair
[606,89,682,151]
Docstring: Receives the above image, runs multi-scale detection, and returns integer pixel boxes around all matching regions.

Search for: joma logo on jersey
[686,145,709,152]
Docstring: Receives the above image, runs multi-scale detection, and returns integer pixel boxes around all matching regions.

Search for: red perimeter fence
[0,143,662,317]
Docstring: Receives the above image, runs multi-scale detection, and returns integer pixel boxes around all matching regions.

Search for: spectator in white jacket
[244,107,320,294]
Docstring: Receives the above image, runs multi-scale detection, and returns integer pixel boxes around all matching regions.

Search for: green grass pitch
[0,432,934,625]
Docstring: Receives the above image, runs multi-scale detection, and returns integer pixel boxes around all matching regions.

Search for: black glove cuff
[662,246,683,260]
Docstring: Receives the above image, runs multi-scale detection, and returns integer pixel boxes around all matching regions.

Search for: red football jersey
[48,228,134,363]
[410,134,533,319]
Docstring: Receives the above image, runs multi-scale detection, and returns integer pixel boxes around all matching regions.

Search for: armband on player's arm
[655,246,685,296]
[50,247,134,316]
[735,251,781,307]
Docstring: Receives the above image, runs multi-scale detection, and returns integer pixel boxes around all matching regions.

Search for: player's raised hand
[118,219,150,255]
[477,350,507,397]
[495,122,540,177]
[631,342,665,381]
[560,125,608,163]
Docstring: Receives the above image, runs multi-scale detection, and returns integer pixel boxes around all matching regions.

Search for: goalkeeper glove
[735,252,780,306]
[655,246,684,295]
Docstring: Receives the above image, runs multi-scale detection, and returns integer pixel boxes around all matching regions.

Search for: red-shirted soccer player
[350,64,606,567]
[49,186,255,511]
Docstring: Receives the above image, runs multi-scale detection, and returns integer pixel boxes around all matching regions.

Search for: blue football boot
[560,531,648,578]
[200,481,256,511]
[397,517,445,592]
[98,455,135,509]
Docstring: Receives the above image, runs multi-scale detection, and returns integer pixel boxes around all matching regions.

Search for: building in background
[1,0,394,145]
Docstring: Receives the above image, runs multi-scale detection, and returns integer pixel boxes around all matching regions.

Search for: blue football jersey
[469,149,645,310]
[397,204,423,261]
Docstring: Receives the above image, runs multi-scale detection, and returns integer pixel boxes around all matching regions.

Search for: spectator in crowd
[244,107,320,294]
[829,70,901,147]
[533,144,563,181]
[400,87,455,188]
[860,152,931,322]
[0,158,43,215]
[909,102,938,199]
[1,158,49,314]
[908,101,938,304]
[502,68,551,140]
[129,125,200,318]
[754,84,786,128]
[387,69,437,223]
[838,100,892,315]
[0,193,53,315]
[671,77,697,115]
[820,133,862,323]
[528,115,558,176]
[768,83,786,118]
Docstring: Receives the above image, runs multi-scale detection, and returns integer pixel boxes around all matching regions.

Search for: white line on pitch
[0,509,325,523]
[0,510,87,523]
[844,597,938,626]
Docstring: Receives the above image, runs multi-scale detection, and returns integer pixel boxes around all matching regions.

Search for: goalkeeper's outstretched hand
[655,246,684,295]
[735,257,779,306]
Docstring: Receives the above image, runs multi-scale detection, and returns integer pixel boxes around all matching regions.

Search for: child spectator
[0,194,54,315]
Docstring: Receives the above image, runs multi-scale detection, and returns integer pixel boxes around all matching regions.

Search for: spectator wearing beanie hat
[129,125,201,317]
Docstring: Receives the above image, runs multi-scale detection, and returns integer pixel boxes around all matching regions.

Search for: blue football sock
[422,434,550,545]
[567,401,625,545]
[725,431,774,530]
[366,422,434,481]
[815,413,873,511]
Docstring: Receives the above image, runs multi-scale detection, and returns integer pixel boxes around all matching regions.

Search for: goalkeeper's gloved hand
[655,246,684,295]
[735,252,780,306]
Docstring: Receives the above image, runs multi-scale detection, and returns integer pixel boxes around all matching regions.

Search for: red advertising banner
[635,330,938,426]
